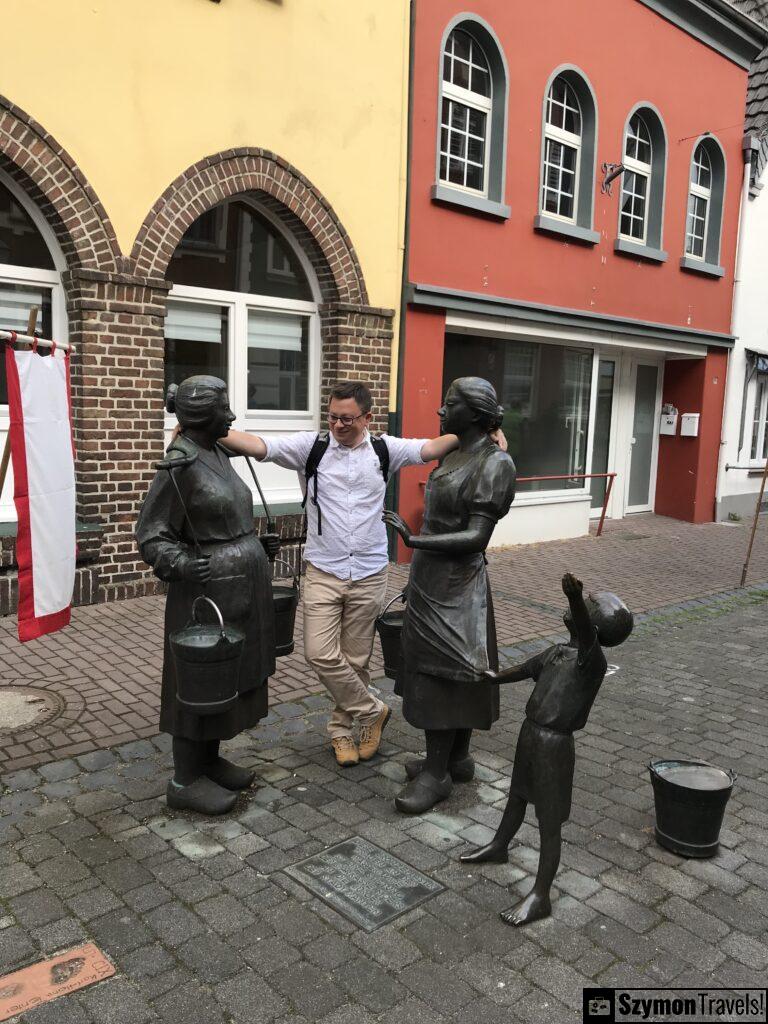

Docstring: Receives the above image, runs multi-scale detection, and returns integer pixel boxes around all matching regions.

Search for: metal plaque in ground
[285,836,444,931]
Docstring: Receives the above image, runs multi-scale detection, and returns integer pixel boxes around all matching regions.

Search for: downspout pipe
[717,134,759,512]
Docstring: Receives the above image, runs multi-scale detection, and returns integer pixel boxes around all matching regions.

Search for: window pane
[0,183,55,271]
[620,171,648,240]
[692,144,711,190]
[167,201,312,301]
[626,114,651,166]
[452,30,471,62]
[164,301,228,392]
[247,310,309,411]
[546,77,581,137]
[465,164,483,191]
[751,381,765,460]
[439,100,486,194]
[0,284,53,405]
[590,360,615,509]
[453,58,470,90]
[685,193,707,257]
[443,335,593,493]
[542,138,577,220]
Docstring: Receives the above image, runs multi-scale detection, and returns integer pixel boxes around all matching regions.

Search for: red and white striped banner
[5,341,76,641]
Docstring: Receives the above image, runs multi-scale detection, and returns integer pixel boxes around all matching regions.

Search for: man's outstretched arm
[420,428,508,462]
[217,430,268,460]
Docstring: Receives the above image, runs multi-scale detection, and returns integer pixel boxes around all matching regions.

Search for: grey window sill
[430,184,510,220]
[533,215,600,245]
[614,238,668,263]
[679,256,725,278]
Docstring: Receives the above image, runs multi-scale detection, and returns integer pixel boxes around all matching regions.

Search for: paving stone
[241,935,302,976]
[652,921,727,972]
[3,860,42,897]
[331,956,407,1012]
[79,976,154,1024]
[399,962,476,1014]
[21,996,93,1024]
[9,888,67,928]
[89,908,154,956]
[37,759,80,783]
[265,902,328,945]
[720,930,768,969]
[152,981,227,1024]
[94,856,155,893]
[271,961,346,1020]
[145,903,206,946]
[586,888,661,933]
[303,932,357,970]
[0,924,37,972]
[118,941,176,980]
[215,971,289,1023]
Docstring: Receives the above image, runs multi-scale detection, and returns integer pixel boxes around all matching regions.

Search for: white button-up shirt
[263,430,427,580]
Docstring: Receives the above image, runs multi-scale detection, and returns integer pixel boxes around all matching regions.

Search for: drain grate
[0,687,64,733]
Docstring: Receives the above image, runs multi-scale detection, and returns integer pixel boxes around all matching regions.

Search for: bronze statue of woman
[136,375,278,815]
[383,377,516,814]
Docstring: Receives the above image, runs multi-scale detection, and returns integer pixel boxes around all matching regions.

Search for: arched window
[439,29,491,195]
[0,174,66,519]
[165,198,319,428]
[620,113,652,242]
[615,105,668,262]
[541,78,582,221]
[535,68,599,244]
[681,137,726,277]
[432,17,510,219]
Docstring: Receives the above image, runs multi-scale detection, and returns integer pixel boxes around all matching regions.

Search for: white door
[589,352,663,519]
[623,358,662,514]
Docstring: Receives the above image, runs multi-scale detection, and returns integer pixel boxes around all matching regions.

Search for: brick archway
[129,148,369,306]
[0,97,121,272]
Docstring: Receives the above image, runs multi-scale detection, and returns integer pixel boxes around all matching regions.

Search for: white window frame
[540,79,582,224]
[685,146,712,260]
[439,31,493,198]
[619,115,652,245]
[749,376,768,465]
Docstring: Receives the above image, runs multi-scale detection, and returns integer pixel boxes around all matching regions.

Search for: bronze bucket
[375,591,406,679]
[170,596,244,716]
[272,556,300,658]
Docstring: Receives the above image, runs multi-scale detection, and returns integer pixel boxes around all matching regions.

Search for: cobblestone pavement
[1,512,768,775]
[1,590,768,1023]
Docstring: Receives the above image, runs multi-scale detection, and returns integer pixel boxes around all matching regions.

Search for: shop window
[443,334,593,494]
[432,17,510,218]
[750,377,768,462]
[681,137,726,278]
[615,105,668,262]
[0,175,65,521]
[165,198,319,425]
[535,68,599,244]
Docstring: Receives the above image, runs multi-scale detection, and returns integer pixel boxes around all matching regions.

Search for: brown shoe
[331,735,359,767]
[358,705,391,761]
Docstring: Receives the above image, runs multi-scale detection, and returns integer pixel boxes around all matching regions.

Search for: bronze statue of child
[461,573,633,926]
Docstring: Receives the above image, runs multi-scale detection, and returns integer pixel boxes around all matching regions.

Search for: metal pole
[740,459,768,587]
[0,330,71,351]
[242,454,276,533]
[596,473,615,538]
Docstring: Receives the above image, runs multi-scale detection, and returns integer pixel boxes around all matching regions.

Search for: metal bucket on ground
[375,592,406,679]
[170,596,244,716]
[649,758,736,858]
[272,556,300,658]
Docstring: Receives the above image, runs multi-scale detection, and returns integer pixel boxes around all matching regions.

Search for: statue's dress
[136,437,275,741]
[396,438,516,730]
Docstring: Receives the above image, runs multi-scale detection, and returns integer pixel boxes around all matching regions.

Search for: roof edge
[636,0,768,68]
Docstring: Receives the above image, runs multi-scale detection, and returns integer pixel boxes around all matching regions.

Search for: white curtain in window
[247,311,302,352]
[0,286,44,333]
[165,301,224,343]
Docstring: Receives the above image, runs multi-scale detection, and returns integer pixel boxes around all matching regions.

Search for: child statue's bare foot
[459,841,508,864]
[499,890,551,926]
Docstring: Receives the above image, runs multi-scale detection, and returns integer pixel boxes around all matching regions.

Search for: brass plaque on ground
[0,943,115,1021]
[285,836,444,931]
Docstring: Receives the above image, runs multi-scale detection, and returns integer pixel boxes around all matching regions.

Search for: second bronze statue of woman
[136,376,278,816]
[384,377,516,814]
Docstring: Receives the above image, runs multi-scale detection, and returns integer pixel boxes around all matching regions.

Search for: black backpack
[302,430,390,535]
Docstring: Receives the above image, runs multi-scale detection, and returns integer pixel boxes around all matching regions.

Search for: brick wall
[0,105,394,605]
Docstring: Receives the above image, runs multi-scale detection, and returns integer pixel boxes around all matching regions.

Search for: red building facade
[398,0,766,550]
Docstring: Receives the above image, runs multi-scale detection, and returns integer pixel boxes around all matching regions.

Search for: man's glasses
[328,413,364,427]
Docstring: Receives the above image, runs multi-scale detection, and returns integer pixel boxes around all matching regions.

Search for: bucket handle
[273,555,300,591]
[191,595,226,635]
[378,590,406,619]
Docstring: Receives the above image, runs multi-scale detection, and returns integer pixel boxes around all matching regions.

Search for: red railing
[418,471,617,537]
[515,472,617,537]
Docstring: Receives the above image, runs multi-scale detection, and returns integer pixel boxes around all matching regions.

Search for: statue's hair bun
[165,383,178,414]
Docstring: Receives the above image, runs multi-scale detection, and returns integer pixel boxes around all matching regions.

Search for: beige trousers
[303,563,388,739]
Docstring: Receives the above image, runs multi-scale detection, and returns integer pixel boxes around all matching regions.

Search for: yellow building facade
[0,0,410,604]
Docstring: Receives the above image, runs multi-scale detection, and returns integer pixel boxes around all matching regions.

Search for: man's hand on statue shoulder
[489,428,508,452]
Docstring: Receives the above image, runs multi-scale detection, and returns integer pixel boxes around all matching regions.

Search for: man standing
[220,380,497,766]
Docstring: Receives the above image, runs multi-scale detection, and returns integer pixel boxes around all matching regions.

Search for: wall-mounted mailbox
[680,412,700,437]
[659,404,678,435]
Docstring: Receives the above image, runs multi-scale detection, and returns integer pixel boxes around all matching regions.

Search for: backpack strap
[302,430,330,534]
[371,435,390,483]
